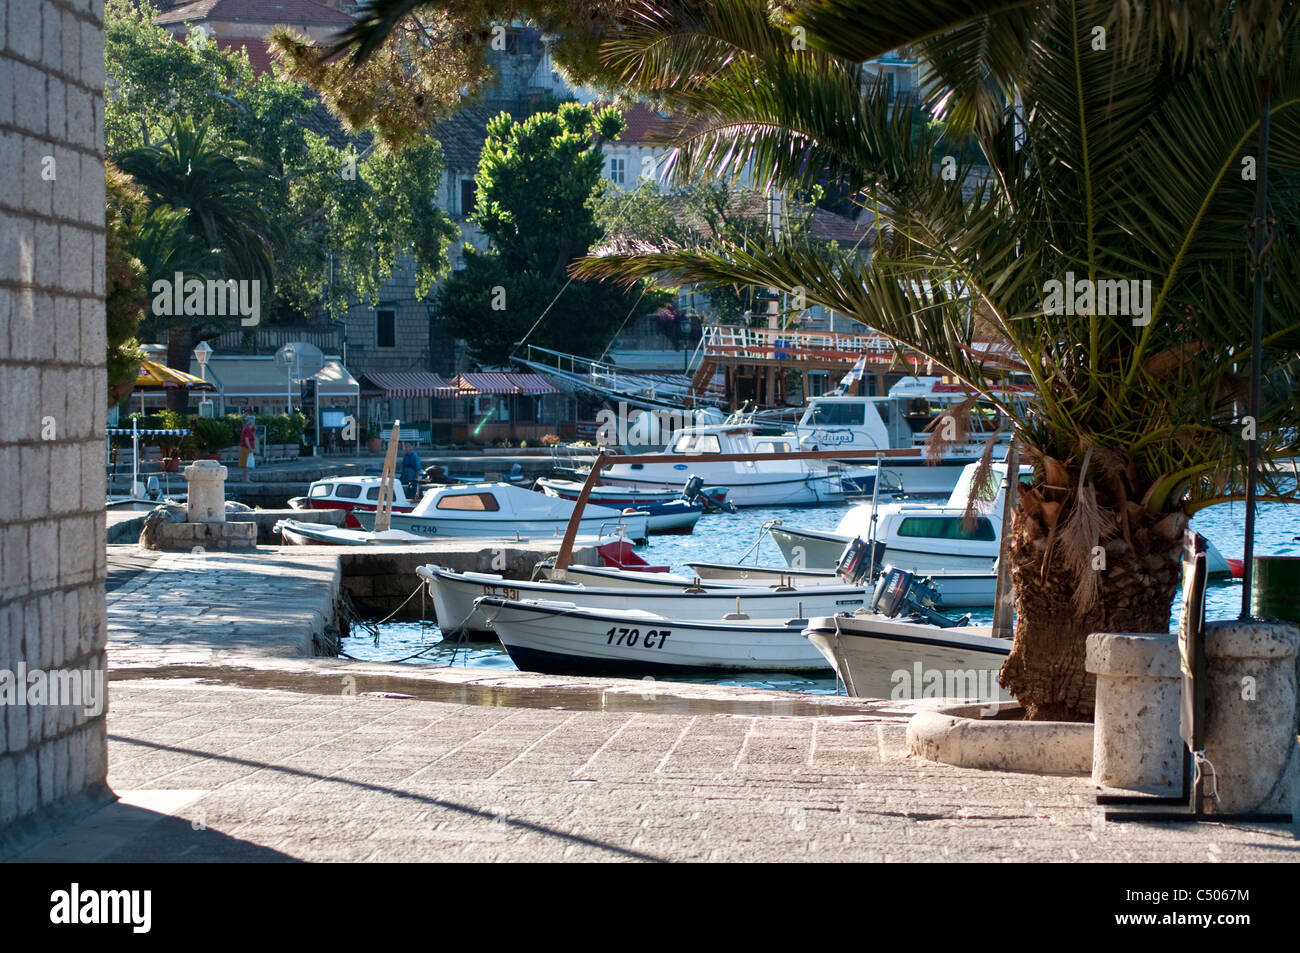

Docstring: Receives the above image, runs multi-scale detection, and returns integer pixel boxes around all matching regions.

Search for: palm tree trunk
[1000,501,1185,721]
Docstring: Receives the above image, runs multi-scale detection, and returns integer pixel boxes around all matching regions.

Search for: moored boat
[802,567,1012,700]
[415,564,870,635]
[682,560,997,607]
[355,482,648,542]
[477,597,828,675]
[288,476,416,529]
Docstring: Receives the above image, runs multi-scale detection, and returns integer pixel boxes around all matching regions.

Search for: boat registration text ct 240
[605,626,672,649]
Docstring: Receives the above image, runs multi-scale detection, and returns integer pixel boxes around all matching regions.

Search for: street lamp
[193,340,214,417]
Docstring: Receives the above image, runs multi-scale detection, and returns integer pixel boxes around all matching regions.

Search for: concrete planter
[1085,632,1183,795]
[1200,620,1300,815]
[906,701,1094,776]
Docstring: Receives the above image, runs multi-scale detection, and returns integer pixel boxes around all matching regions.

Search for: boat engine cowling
[836,536,887,586]
[681,475,705,502]
[870,566,965,629]
[870,566,913,616]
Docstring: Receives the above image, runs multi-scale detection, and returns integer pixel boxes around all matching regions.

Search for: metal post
[1241,77,1271,621]
[993,441,1019,638]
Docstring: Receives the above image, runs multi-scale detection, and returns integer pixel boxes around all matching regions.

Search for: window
[365,487,381,501]
[896,516,996,541]
[334,483,362,500]
[436,493,501,511]
[755,440,793,453]
[377,310,396,348]
[807,401,866,427]
[672,433,720,454]
[460,180,477,218]
[309,483,332,498]
[609,157,625,184]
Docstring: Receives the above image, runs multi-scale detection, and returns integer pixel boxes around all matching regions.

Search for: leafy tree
[105,165,148,407]
[269,1,642,149]
[572,0,1300,719]
[436,103,668,364]
[105,0,456,327]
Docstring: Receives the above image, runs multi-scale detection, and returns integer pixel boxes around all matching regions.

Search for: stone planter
[1085,632,1183,795]
[906,701,1094,775]
[1200,620,1300,815]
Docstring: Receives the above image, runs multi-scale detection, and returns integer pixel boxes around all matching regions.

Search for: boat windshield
[803,401,866,427]
[672,433,721,454]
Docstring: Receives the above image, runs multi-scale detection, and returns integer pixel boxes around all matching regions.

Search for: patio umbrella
[131,359,215,413]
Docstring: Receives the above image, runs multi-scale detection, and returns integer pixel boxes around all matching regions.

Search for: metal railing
[698,325,910,363]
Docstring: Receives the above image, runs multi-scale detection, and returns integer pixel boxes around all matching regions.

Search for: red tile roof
[216,36,276,75]
[156,0,355,26]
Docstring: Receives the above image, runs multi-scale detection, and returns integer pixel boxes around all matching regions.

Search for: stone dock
[9,542,1299,862]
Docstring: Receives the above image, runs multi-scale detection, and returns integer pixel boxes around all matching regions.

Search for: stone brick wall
[0,0,110,841]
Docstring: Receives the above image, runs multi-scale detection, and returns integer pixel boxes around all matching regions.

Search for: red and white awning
[365,372,457,398]
[452,372,559,396]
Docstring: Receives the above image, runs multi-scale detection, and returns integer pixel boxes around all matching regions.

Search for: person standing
[400,443,421,498]
[239,418,257,480]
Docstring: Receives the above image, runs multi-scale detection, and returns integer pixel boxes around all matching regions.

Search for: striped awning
[452,372,559,396]
[364,372,456,398]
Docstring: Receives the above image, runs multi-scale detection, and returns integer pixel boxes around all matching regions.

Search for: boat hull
[481,599,828,675]
[682,561,996,607]
[356,509,649,542]
[596,469,848,507]
[418,565,869,635]
[804,614,1011,700]
[770,525,998,574]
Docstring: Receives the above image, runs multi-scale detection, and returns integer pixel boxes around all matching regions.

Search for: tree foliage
[437,103,667,364]
[105,0,456,325]
[105,165,148,406]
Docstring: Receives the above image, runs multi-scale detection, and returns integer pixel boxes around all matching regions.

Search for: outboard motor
[145,475,161,501]
[870,566,966,628]
[870,566,914,617]
[681,474,705,503]
[836,536,887,586]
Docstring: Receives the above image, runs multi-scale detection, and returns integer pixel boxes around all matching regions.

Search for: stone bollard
[1201,620,1300,816]
[185,460,228,523]
[1085,632,1183,795]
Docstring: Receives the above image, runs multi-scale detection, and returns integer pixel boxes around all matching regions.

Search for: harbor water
[343,494,1300,694]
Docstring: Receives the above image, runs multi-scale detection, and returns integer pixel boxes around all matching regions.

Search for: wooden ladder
[687,358,717,406]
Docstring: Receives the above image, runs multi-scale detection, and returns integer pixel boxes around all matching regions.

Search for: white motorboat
[794,375,1017,495]
[593,424,878,507]
[771,458,1236,577]
[354,482,649,542]
[772,460,1033,573]
[415,564,870,635]
[476,597,829,675]
[274,519,430,546]
[534,476,732,510]
[802,568,1013,700]
[681,560,997,608]
[288,476,416,529]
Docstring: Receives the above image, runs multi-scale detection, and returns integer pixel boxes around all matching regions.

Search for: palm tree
[569,0,1300,718]
[116,118,283,407]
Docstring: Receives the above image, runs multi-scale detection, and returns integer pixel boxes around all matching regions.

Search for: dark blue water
[346,495,1300,694]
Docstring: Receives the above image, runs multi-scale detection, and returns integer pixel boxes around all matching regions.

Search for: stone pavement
[14,677,1300,862]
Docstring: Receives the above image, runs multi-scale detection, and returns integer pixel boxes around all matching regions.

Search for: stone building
[0,0,110,847]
